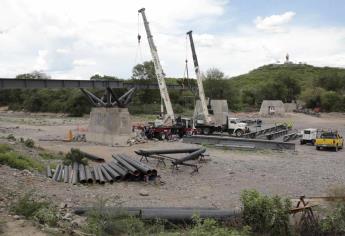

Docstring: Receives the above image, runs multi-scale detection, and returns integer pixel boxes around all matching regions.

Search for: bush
[320,203,345,235]
[240,189,291,236]
[0,149,44,171]
[11,192,49,218]
[64,148,87,165]
[7,134,16,141]
[24,138,35,148]
[0,143,11,153]
[33,206,59,227]
[189,215,251,236]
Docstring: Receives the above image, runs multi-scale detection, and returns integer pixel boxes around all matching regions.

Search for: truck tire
[316,146,320,150]
[202,128,211,135]
[235,129,244,137]
[159,133,166,140]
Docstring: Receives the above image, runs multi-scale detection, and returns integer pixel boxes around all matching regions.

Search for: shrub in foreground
[240,189,291,236]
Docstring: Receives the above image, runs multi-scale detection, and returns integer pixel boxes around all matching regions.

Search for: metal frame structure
[0,78,183,90]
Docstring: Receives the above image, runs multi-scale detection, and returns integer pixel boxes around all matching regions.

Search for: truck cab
[300,128,317,145]
[226,118,250,137]
[315,131,343,151]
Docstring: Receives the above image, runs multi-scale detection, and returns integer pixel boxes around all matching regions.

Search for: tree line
[0,62,344,116]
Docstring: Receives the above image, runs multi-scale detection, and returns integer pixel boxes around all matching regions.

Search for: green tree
[132,61,156,80]
[90,74,121,81]
[16,71,51,80]
[204,68,225,80]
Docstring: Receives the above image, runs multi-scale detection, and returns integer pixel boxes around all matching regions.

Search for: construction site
[0,4,345,236]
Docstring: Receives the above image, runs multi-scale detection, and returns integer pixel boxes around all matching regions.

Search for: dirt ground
[0,111,344,233]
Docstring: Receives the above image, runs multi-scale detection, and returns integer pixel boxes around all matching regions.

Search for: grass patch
[0,143,12,153]
[11,192,58,227]
[0,144,44,171]
[11,192,48,218]
[39,151,64,160]
[0,220,5,234]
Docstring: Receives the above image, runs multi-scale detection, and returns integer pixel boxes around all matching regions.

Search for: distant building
[259,100,285,116]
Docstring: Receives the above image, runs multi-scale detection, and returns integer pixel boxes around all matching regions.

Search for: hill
[228,63,345,111]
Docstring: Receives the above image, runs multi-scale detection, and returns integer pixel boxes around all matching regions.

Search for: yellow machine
[315,130,343,151]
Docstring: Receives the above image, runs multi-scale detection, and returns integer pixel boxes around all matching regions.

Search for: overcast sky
[0,0,344,80]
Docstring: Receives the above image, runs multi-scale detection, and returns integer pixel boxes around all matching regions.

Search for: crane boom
[138,8,175,123]
[187,30,211,124]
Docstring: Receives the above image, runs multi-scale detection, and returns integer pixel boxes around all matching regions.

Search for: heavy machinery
[186,30,249,136]
[136,8,194,139]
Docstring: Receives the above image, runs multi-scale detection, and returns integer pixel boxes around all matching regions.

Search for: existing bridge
[0,78,183,90]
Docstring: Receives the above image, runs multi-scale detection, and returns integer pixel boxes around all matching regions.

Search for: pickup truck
[315,131,343,151]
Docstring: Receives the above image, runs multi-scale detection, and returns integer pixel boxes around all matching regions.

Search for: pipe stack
[46,154,158,185]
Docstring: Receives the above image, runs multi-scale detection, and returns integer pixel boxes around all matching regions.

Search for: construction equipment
[136,8,195,139]
[186,31,249,136]
[135,147,207,173]
[138,8,174,125]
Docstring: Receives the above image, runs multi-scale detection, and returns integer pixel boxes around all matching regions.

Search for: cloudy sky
[0,0,344,79]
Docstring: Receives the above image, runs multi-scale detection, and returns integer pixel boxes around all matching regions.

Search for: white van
[300,128,317,145]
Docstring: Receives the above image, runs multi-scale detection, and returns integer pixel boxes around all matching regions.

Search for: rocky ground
[0,111,344,234]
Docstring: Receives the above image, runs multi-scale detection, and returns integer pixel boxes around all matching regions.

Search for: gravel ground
[0,111,344,212]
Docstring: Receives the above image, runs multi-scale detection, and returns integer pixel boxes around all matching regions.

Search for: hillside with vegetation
[230,63,345,111]
[0,62,344,116]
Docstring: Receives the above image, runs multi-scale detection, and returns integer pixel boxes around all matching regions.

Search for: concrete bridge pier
[87,107,132,146]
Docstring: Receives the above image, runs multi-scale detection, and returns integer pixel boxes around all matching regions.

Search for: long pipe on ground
[135,148,200,156]
[113,155,140,176]
[120,154,152,175]
[69,165,73,184]
[74,207,218,216]
[102,163,121,181]
[79,150,105,163]
[74,207,240,221]
[108,162,129,178]
[93,166,100,183]
[123,155,157,176]
[52,164,61,181]
[85,165,93,183]
[100,165,114,183]
[57,164,64,182]
[173,148,206,165]
[141,208,240,221]
[46,165,52,178]
[97,165,106,184]
[79,164,87,183]
[72,162,79,185]
[64,165,69,183]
